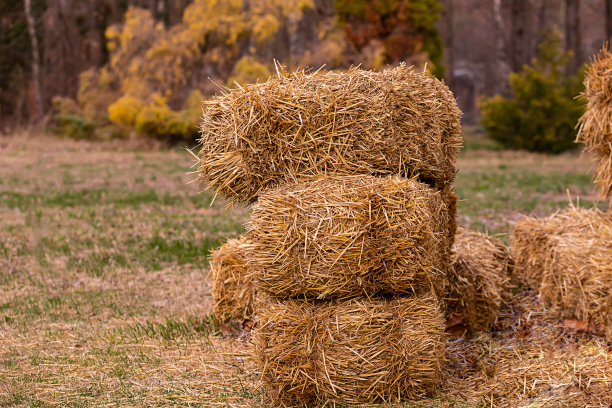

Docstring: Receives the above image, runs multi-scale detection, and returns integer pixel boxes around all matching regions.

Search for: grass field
[0,133,608,407]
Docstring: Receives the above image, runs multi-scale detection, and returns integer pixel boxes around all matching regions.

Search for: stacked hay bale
[254,294,445,406]
[198,65,462,238]
[578,46,612,204]
[199,64,462,405]
[512,207,612,341]
[245,176,453,299]
[246,176,449,405]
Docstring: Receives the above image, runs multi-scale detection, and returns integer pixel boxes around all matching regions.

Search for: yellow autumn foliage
[66,0,332,140]
[108,94,144,127]
[226,56,272,88]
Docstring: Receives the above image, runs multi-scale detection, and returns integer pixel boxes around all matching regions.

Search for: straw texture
[441,293,612,407]
[512,206,612,341]
[209,238,255,321]
[252,293,445,406]
[244,175,453,299]
[578,46,612,204]
[444,228,513,332]
[441,186,458,239]
[197,64,462,205]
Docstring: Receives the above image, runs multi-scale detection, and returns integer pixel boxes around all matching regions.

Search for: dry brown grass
[0,134,258,407]
[444,227,513,332]
[512,206,612,341]
[578,46,612,204]
[252,293,445,406]
[1,135,609,407]
[197,64,462,205]
[210,237,255,322]
[439,293,612,408]
[245,175,453,300]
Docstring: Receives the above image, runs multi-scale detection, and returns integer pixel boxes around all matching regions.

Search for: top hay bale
[198,64,462,204]
[578,46,612,204]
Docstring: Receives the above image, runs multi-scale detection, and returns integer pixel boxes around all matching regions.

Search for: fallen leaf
[446,313,465,329]
[563,319,604,336]
[242,319,254,331]
[219,322,231,336]
[446,313,468,338]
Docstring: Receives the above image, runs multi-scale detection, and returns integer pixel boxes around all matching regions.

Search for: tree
[24,0,43,119]
[333,0,444,77]
[480,27,584,153]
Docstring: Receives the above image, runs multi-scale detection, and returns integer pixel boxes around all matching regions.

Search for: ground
[0,132,609,407]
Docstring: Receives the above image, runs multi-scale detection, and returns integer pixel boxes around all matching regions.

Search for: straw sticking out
[512,206,612,341]
[245,175,453,299]
[197,64,462,205]
[252,293,445,406]
[209,238,255,322]
[444,228,513,332]
[441,293,612,407]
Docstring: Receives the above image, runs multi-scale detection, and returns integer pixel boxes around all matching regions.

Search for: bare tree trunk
[87,0,102,66]
[438,0,454,87]
[510,0,528,72]
[24,0,43,120]
[566,0,581,71]
[493,0,510,89]
[606,0,612,42]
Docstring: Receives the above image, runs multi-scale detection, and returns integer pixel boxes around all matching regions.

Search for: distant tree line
[1,0,444,135]
[1,0,191,124]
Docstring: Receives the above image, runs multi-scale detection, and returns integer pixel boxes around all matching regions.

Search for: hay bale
[245,175,453,299]
[444,228,513,332]
[209,238,255,321]
[578,46,612,204]
[197,64,462,205]
[511,206,612,341]
[440,186,458,239]
[252,293,445,406]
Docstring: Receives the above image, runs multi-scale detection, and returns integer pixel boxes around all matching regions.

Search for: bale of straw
[252,293,446,406]
[440,186,458,239]
[511,206,612,341]
[578,46,612,204]
[245,175,453,299]
[444,228,513,332]
[197,64,462,205]
[209,238,255,321]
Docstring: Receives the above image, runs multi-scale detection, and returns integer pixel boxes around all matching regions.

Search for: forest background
[2,0,612,139]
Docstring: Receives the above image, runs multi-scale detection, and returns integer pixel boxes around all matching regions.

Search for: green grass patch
[114,314,220,342]
[0,189,213,210]
[456,165,597,214]
[0,289,140,323]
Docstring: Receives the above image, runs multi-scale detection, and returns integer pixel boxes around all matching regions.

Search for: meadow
[0,132,606,407]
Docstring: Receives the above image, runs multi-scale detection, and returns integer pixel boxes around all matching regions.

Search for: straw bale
[245,175,453,300]
[444,228,513,332]
[439,293,612,407]
[197,64,462,205]
[252,293,445,406]
[578,46,612,204]
[511,206,612,341]
[441,186,458,238]
[209,238,255,321]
